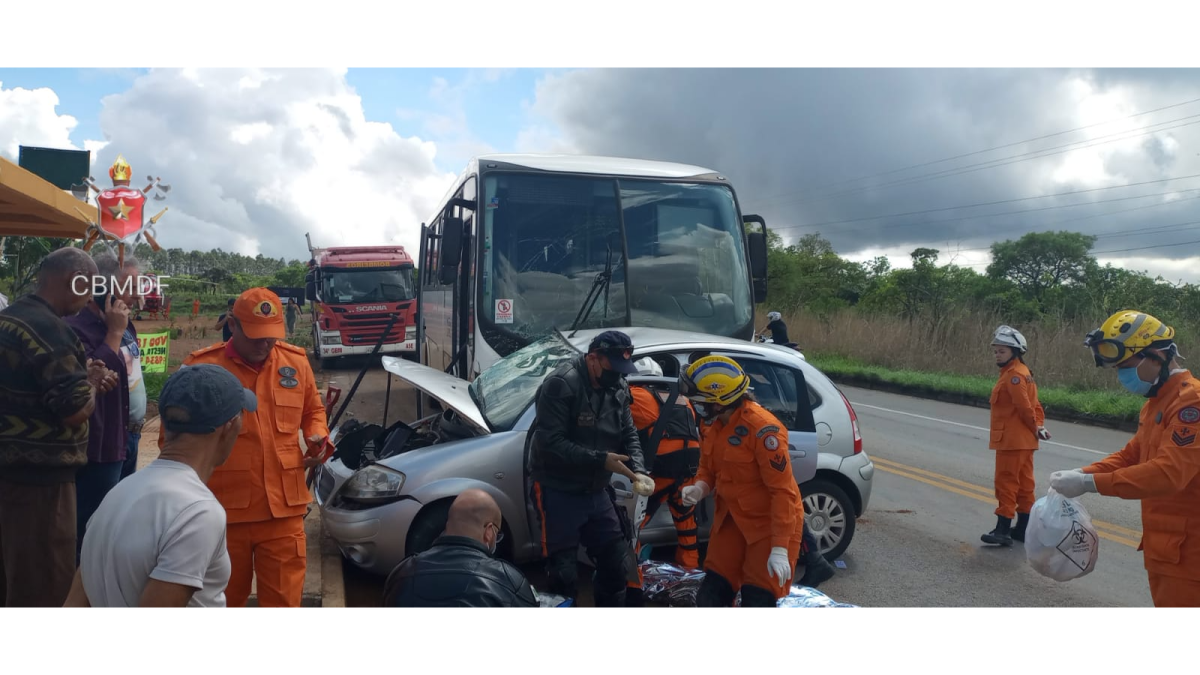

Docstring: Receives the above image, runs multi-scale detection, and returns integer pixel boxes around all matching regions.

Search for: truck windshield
[479,173,753,349]
[322,267,414,303]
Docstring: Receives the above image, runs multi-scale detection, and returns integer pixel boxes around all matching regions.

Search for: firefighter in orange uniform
[983,325,1050,547]
[628,358,702,570]
[1052,311,1200,607]
[165,288,328,607]
[679,356,804,607]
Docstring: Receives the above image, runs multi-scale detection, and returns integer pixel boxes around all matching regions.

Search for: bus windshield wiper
[568,238,616,338]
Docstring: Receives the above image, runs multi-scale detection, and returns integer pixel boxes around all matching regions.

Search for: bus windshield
[321,267,414,304]
[479,173,753,345]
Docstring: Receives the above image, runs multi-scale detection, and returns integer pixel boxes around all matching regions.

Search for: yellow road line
[873,459,1143,549]
[872,456,1143,539]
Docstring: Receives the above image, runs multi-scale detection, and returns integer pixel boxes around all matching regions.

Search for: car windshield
[479,173,754,350]
[469,333,581,432]
[322,267,414,303]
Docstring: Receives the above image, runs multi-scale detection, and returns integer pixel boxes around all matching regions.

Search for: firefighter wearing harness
[623,357,703,605]
[1052,311,1200,607]
[528,331,654,607]
[680,356,804,607]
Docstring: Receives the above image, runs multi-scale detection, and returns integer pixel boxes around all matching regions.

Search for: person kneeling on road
[382,489,537,607]
[529,331,654,607]
[1051,311,1200,607]
[983,325,1050,547]
[680,356,804,607]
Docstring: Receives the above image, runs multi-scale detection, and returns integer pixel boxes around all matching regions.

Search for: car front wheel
[800,478,855,561]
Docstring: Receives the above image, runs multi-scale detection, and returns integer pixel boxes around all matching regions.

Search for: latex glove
[632,474,655,496]
[679,480,710,506]
[1050,469,1096,498]
[1037,426,1052,440]
[767,547,792,588]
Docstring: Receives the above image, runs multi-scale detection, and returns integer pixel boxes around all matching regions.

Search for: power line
[774,186,1200,237]
[758,112,1200,209]
[751,95,1200,206]
[786,172,1200,230]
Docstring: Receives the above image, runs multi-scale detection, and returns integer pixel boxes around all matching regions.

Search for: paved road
[327,356,1155,607]
[817,386,1153,608]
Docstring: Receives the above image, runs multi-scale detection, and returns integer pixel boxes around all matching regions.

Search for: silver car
[316,327,874,576]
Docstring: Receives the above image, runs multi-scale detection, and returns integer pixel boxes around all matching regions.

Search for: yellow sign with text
[137,331,170,373]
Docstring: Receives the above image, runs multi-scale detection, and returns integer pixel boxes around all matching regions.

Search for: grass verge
[806,353,1143,429]
[145,372,169,403]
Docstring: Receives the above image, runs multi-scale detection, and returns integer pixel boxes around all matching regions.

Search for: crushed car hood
[380,356,490,433]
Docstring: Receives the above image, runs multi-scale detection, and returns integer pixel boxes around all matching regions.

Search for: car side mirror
[439,215,465,286]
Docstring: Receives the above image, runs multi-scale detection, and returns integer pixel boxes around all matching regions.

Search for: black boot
[1011,513,1030,543]
[798,549,837,588]
[980,515,1013,547]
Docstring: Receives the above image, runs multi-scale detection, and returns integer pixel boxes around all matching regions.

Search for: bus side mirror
[744,214,769,303]
[439,215,465,286]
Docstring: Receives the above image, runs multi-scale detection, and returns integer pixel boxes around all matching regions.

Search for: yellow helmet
[1084,310,1175,368]
[681,355,750,405]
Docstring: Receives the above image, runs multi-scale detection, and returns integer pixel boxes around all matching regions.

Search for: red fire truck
[304,234,418,367]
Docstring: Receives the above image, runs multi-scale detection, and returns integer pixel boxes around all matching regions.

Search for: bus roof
[473,153,723,179]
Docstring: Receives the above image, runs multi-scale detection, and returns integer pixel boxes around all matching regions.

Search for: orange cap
[232,288,286,339]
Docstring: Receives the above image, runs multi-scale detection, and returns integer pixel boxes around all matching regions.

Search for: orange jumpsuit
[696,400,804,600]
[629,386,701,568]
[1082,370,1200,607]
[163,340,328,607]
[989,359,1044,520]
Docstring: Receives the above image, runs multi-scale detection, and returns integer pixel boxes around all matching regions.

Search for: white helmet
[767,311,782,322]
[633,357,663,377]
[991,325,1028,354]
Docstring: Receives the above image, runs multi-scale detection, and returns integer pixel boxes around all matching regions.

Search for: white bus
[416,154,770,380]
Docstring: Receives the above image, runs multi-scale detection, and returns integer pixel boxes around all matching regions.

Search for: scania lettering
[417,154,770,380]
[304,234,418,367]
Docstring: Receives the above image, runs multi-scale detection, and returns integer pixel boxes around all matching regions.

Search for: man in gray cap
[64,364,257,608]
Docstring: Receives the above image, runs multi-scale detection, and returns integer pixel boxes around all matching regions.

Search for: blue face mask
[1117,366,1155,396]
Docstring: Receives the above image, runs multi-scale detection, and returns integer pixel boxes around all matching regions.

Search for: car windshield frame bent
[468,332,582,432]
[321,266,415,304]
[477,171,754,354]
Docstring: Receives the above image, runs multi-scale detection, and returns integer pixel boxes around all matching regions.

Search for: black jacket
[529,355,646,494]
[382,536,538,608]
[767,319,790,345]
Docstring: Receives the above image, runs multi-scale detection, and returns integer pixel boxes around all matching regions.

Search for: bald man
[383,489,537,607]
[0,247,118,606]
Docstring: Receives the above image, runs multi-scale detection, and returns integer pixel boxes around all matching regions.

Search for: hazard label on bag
[495,299,513,324]
[1056,520,1099,571]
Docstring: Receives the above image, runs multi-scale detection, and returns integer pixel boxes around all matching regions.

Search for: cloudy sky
[4,68,1200,281]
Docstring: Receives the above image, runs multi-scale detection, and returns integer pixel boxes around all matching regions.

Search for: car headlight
[321,333,341,345]
[405,325,416,337]
[340,465,406,504]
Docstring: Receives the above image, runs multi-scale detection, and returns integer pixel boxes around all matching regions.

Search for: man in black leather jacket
[529,330,653,607]
[382,489,537,607]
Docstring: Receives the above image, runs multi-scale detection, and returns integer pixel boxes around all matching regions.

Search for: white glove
[1050,469,1096,498]
[632,474,655,497]
[679,481,710,506]
[1037,426,1052,440]
[767,547,792,588]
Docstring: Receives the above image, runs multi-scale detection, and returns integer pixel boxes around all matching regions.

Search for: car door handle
[789,444,806,458]
[611,486,634,499]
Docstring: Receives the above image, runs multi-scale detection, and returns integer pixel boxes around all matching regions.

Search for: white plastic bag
[1025,488,1100,581]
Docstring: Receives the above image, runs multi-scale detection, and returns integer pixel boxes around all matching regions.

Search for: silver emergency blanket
[639,561,858,607]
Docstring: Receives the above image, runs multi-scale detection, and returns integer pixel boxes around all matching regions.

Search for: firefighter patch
[1179,407,1200,424]
[756,425,781,438]
[1173,428,1196,447]
[279,366,297,377]
[728,436,742,446]
[735,425,750,437]
[1011,377,1021,385]
[763,435,780,451]
[769,454,788,473]
[280,377,299,389]
[1156,411,1163,424]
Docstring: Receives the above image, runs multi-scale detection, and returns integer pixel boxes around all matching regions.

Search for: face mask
[1117,366,1156,396]
[598,368,622,389]
[693,402,721,420]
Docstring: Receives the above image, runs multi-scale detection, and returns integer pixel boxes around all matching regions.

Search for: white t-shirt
[80,459,231,607]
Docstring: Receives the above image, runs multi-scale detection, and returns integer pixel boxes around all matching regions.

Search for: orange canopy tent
[0,156,95,239]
